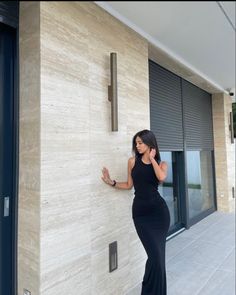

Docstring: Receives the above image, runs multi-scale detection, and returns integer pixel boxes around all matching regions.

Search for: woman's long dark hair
[132,129,161,163]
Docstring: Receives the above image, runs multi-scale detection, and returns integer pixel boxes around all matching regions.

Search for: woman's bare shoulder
[128,156,135,168]
[128,156,135,162]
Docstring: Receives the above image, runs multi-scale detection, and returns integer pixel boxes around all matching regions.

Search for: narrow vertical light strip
[229,111,234,143]
[108,52,118,131]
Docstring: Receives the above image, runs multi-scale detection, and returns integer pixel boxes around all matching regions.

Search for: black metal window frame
[0,2,19,295]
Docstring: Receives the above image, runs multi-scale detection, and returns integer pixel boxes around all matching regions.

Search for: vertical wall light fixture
[108,52,118,131]
[229,111,234,143]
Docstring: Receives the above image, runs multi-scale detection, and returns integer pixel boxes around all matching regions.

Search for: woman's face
[135,136,150,154]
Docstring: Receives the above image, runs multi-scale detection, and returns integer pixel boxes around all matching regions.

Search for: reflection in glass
[186,151,214,219]
[159,152,179,228]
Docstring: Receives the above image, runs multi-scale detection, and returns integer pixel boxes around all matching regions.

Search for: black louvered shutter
[0,2,19,28]
[149,60,184,151]
[182,79,213,150]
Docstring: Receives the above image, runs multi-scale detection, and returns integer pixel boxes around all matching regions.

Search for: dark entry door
[0,22,15,295]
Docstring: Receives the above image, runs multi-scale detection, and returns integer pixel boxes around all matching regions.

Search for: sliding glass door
[186,150,215,219]
[159,151,185,234]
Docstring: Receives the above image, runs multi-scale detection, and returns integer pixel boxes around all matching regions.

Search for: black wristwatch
[112,180,116,187]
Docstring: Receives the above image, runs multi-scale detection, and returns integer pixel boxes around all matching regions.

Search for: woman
[101,129,170,295]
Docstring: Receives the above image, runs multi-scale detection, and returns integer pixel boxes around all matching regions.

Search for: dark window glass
[159,152,180,228]
[186,151,214,219]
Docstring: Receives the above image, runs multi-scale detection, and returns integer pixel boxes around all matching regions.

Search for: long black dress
[131,156,170,295]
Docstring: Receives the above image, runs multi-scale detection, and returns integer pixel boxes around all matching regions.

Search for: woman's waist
[133,190,161,201]
[133,186,159,195]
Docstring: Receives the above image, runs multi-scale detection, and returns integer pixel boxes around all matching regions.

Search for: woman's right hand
[101,167,113,185]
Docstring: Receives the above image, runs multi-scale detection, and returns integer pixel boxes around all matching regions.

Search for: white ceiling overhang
[95,1,235,96]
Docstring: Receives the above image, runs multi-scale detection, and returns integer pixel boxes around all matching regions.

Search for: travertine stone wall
[212,93,235,212]
[19,2,235,295]
[19,2,149,295]
[18,2,40,294]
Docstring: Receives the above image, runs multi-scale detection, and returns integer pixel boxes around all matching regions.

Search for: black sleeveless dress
[131,156,170,295]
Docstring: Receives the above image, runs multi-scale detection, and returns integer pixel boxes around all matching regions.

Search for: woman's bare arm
[101,157,134,190]
[150,159,168,182]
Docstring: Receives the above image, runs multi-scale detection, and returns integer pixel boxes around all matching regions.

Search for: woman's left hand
[149,148,156,160]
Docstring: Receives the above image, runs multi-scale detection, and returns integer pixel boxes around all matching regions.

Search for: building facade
[0,2,235,295]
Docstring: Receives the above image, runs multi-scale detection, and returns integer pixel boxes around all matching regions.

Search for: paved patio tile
[126,211,235,295]
[195,269,235,295]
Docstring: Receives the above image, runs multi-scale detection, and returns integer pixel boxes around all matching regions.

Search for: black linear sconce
[229,111,234,143]
[108,52,118,131]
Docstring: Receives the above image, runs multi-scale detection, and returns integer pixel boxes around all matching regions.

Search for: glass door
[159,151,185,234]
[186,150,216,221]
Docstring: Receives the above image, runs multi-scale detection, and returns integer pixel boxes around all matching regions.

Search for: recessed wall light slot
[109,241,118,272]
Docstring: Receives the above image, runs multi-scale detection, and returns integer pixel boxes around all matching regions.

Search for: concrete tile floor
[128,211,235,295]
